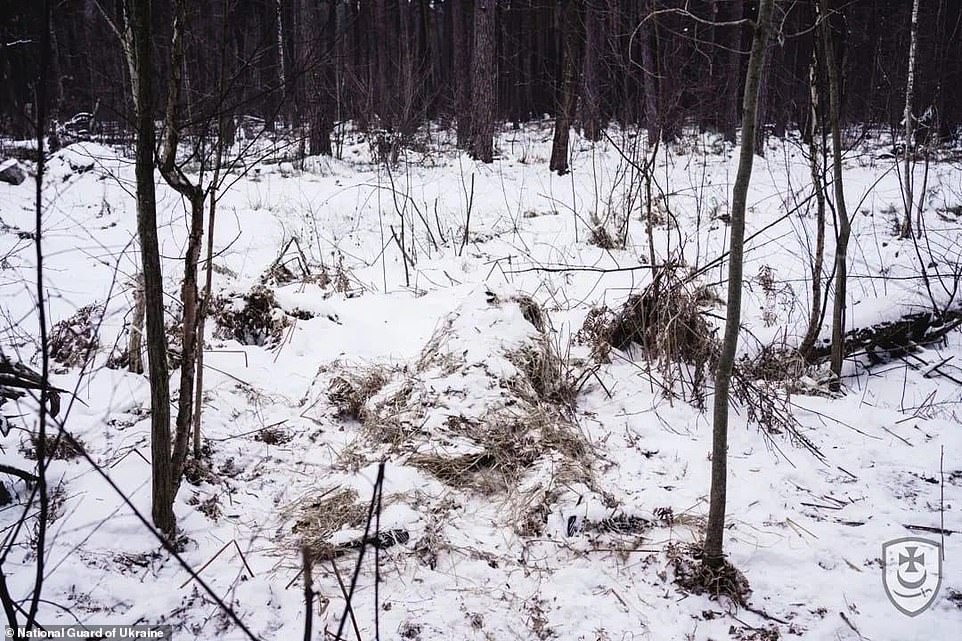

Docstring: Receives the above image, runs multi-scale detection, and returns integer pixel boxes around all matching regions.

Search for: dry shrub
[254,424,292,445]
[608,270,719,364]
[574,306,618,361]
[507,338,583,408]
[21,432,85,461]
[49,304,102,368]
[261,261,297,286]
[211,285,291,347]
[512,294,546,332]
[289,488,368,561]
[585,269,720,403]
[587,214,621,250]
[739,343,806,385]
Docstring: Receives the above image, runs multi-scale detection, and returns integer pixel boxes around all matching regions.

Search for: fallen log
[809,309,962,366]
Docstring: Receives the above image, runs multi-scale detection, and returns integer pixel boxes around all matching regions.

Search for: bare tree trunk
[799,48,827,358]
[722,0,742,142]
[579,0,604,141]
[451,0,472,147]
[550,0,584,175]
[753,40,772,157]
[192,136,224,460]
[638,1,659,145]
[126,0,175,539]
[276,0,287,128]
[156,0,206,492]
[899,0,920,239]
[373,0,393,127]
[703,0,773,569]
[469,0,497,163]
[821,0,851,392]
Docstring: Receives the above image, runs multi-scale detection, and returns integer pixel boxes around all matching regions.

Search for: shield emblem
[882,537,943,616]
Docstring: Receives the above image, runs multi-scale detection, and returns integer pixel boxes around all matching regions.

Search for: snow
[1,128,960,640]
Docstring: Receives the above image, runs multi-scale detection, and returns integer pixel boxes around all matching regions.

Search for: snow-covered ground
[1,126,960,640]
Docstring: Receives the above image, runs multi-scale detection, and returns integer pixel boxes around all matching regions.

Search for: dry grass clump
[738,342,807,385]
[327,368,391,422]
[512,294,547,332]
[211,285,292,347]
[289,488,369,561]
[49,304,102,368]
[21,432,85,461]
[670,543,752,606]
[410,403,591,496]
[330,294,594,532]
[575,270,720,373]
[577,269,719,404]
[589,222,620,250]
[507,338,583,409]
[609,270,719,364]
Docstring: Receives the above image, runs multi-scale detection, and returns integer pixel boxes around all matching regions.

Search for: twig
[330,560,361,641]
[838,611,863,639]
[742,604,789,625]
[904,523,957,536]
[179,540,233,589]
[941,445,946,559]
[302,546,313,641]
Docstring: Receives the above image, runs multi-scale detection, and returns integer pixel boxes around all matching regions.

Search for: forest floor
[1,125,961,640]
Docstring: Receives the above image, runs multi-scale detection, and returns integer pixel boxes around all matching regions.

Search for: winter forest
[1,0,961,639]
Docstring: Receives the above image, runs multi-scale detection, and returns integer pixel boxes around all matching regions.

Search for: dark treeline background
[2,0,961,158]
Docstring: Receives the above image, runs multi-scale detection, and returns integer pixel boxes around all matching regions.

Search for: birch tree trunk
[822,0,851,392]
[703,0,774,568]
[899,0,921,239]
[799,47,828,359]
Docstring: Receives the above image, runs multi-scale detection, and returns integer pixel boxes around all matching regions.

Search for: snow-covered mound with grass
[1,128,960,640]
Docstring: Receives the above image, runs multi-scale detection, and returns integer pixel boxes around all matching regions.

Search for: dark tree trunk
[753,39,773,156]
[156,0,206,497]
[579,0,604,141]
[127,0,175,539]
[638,2,659,144]
[373,0,393,128]
[469,0,496,163]
[550,0,584,174]
[722,0,743,142]
[451,0,472,147]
